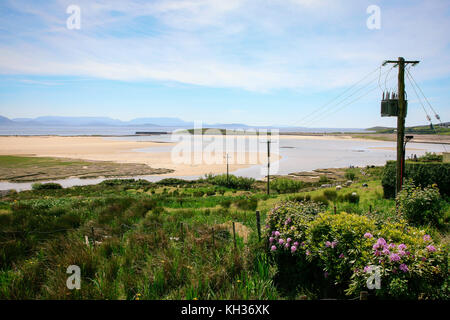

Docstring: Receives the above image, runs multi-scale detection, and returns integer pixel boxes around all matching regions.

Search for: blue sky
[0,0,449,127]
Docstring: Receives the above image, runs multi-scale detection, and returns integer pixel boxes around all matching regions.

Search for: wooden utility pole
[382,57,419,195]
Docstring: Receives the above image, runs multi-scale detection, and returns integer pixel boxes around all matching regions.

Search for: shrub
[234,197,258,211]
[219,199,232,209]
[31,182,63,190]
[311,195,329,206]
[345,170,356,181]
[396,179,443,226]
[270,178,304,194]
[343,192,359,204]
[206,174,255,190]
[382,161,450,198]
[266,206,448,299]
[319,175,329,183]
[323,190,337,202]
[156,178,190,186]
[418,152,443,162]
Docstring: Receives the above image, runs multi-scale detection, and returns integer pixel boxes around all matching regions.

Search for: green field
[0,166,448,300]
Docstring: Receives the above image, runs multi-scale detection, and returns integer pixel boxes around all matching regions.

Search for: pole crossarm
[383,60,420,66]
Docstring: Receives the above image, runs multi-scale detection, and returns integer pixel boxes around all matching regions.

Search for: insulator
[426,115,431,121]
[435,114,441,121]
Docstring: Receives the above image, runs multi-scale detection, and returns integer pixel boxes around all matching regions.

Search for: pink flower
[364,232,373,239]
[270,245,277,251]
[279,239,284,245]
[423,234,432,242]
[331,241,337,248]
[373,238,387,250]
[285,243,290,249]
[382,248,390,255]
[389,253,400,262]
[287,238,292,243]
[269,237,274,243]
[426,245,436,252]
[398,250,406,256]
[364,266,371,273]
[306,250,311,256]
[339,253,345,259]
[388,243,396,250]
[291,246,297,253]
[325,241,332,247]
[274,231,280,237]
[398,244,407,251]
[293,242,299,247]
[399,264,409,273]
[324,271,329,278]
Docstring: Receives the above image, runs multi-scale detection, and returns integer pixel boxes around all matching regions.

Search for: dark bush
[323,190,337,201]
[206,174,255,190]
[31,182,63,190]
[270,178,304,194]
[396,179,444,226]
[382,161,450,198]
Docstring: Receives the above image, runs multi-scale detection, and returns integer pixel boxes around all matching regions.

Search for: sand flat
[0,136,279,176]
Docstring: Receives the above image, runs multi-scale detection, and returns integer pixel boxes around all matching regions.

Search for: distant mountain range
[0,115,253,129]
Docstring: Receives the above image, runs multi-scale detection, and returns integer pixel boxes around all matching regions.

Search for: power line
[302,68,397,127]
[287,66,382,128]
[405,69,447,152]
[406,68,442,123]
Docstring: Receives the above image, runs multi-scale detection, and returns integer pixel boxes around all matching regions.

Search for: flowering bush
[266,202,448,299]
[396,179,443,226]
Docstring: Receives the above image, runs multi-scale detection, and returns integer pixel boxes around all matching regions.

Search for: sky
[0,0,449,128]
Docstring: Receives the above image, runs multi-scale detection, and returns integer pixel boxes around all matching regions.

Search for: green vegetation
[397,179,445,227]
[368,123,450,135]
[382,160,450,198]
[0,155,173,182]
[0,163,448,300]
[266,202,448,299]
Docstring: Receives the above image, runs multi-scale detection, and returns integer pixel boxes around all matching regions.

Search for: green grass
[0,155,88,168]
[0,173,447,299]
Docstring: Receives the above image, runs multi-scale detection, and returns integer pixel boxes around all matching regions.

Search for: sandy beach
[0,135,282,177]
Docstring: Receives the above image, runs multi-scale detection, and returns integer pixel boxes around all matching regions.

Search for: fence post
[232,222,237,249]
[334,205,337,214]
[360,291,368,300]
[180,222,184,242]
[91,227,96,248]
[255,210,261,241]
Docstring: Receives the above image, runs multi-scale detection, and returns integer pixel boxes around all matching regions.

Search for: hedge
[382,161,450,198]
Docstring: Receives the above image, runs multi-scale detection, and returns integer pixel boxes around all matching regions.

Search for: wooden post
[360,291,368,301]
[91,227,96,248]
[232,222,237,249]
[383,58,419,195]
[333,205,336,214]
[396,57,406,195]
[255,210,261,241]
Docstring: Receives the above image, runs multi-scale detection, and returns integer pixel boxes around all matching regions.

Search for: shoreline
[0,132,448,144]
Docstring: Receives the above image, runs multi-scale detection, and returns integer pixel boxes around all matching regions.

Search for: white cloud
[0,0,450,92]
